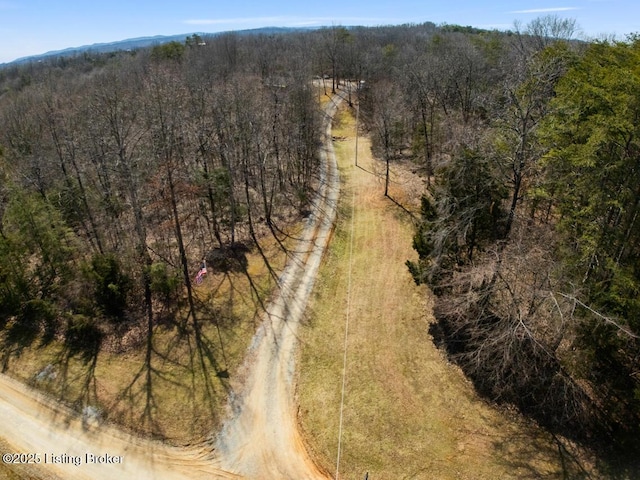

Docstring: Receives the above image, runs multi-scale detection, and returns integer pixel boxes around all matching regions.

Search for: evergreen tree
[541,38,640,436]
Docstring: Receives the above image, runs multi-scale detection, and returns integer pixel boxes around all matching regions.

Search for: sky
[1,0,639,64]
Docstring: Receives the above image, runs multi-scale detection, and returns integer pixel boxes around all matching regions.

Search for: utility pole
[355,100,359,167]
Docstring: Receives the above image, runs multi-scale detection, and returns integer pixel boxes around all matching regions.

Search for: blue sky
[1,0,639,63]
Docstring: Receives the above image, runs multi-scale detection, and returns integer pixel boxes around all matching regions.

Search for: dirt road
[0,373,238,480]
[0,93,342,480]
[213,94,343,479]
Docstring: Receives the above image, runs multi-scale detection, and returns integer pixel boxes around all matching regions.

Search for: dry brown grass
[297,105,593,479]
[1,230,293,444]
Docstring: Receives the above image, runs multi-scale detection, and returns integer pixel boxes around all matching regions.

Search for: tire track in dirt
[212,93,344,479]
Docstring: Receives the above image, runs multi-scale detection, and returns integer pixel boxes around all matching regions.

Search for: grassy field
[297,105,595,479]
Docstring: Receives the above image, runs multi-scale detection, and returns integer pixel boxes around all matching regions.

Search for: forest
[0,30,322,346]
[0,17,638,472]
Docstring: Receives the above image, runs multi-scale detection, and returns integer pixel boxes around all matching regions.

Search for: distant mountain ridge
[6,27,315,65]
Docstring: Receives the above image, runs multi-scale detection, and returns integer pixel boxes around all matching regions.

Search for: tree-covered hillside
[1,18,638,472]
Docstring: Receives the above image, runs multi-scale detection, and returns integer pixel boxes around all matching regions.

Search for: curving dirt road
[213,94,343,479]
[0,93,343,480]
[0,373,238,480]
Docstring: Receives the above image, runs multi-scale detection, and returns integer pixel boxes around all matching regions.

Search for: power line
[335,124,358,480]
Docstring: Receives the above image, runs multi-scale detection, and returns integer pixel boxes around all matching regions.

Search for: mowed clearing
[297,104,594,479]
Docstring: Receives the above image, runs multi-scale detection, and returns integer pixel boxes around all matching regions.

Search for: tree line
[0,21,457,352]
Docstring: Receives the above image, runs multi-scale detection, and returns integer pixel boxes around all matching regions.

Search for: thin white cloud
[184,17,289,25]
[510,7,579,14]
